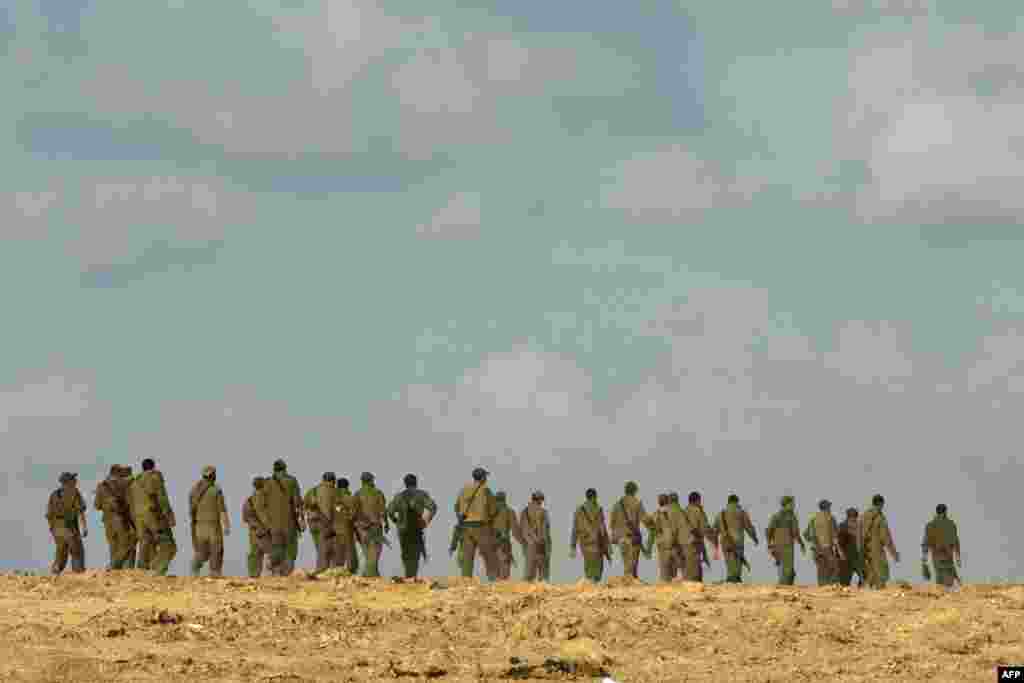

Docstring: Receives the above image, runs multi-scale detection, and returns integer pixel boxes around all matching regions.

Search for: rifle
[450,483,484,555]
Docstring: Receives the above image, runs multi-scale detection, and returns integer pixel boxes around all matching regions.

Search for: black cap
[360,472,374,483]
[336,477,349,489]
[403,473,417,488]
[872,494,885,507]
[936,503,947,515]
[689,491,701,504]
[819,499,831,510]
[323,472,336,483]
[141,458,155,471]
[472,467,488,481]
[273,459,287,472]
[585,488,597,499]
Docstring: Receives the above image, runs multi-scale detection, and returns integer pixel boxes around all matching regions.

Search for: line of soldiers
[48,463,962,589]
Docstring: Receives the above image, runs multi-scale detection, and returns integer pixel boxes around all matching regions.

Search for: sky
[1,0,1023,584]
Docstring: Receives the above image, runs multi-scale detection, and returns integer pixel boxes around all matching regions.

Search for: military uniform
[387,478,438,579]
[242,479,272,577]
[712,499,758,583]
[354,474,388,577]
[766,497,804,585]
[303,485,323,562]
[836,510,863,586]
[644,497,681,582]
[683,499,713,582]
[570,493,611,582]
[137,466,177,575]
[858,499,898,589]
[333,480,360,573]
[262,472,295,575]
[491,493,521,580]
[127,472,153,570]
[46,473,87,574]
[271,463,303,573]
[804,503,840,586]
[520,495,550,582]
[188,467,229,577]
[610,485,646,578]
[94,466,136,570]
[922,507,959,587]
[308,475,337,574]
[454,471,498,580]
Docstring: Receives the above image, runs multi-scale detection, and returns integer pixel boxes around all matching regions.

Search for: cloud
[416,191,482,239]
[837,24,1024,224]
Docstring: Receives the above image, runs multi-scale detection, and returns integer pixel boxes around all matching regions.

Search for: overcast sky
[2,1,1022,584]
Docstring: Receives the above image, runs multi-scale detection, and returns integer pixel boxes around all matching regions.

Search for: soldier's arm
[76,491,89,536]
[743,511,759,545]
[219,490,231,535]
[569,510,579,553]
[422,493,438,526]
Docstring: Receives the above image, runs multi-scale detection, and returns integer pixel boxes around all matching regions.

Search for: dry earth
[0,570,1021,682]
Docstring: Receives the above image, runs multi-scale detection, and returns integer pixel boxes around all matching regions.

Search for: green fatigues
[276,473,302,573]
[767,508,802,585]
[263,475,294,575]
[242,493,271,577]
[387,488,437,579]
[713,503,757,583]
[858,506,896,589]
[354,485,387,577]
[571,501,610,582]
[837,520,862,585]
[455,482,498,580]
[189,479,227,577]
[95,476,136,570]
[302,483,336,573]
[303,487,322,563]
[683,504,712,582]
[805,511,840,586]
[47,487,86,574]
[611,495,646,578]
[644,507,681,582]
[491,504,521,580]
[922,515,960,587]
[138,470,177,576]
[128,474,153,570]
[332,489,359,573]
[520,502,550,582]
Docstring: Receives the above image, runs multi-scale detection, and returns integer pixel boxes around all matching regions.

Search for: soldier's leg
[780,545,795,585]
[657,549,673,582]
[309,528,321,568]
[362,541,382,578]
[316,531,335,574]
[136,518,154,570]
[286,527,299,573]
[247,531,262,578]
[460,528,481,578]
[724,550,740,582]
[51,529,69,575]
[104,523,116,570]
[493,543,509,580]
[192,534,210,577]
[208,528,225,578]
[152,528,177,576]
[348,537,360,575]
[115,523,136,570]
[67,529,85,573]
[268,530,288,575]
[582,549,602,582]
[479,528,499,581]
[399,533,419,579]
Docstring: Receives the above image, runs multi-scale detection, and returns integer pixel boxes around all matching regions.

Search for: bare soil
[0,571,1020,682]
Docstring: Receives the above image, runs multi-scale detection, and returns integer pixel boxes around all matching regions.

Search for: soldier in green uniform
[837,508,863,587]
[766,496,805,585]
[922,504,960,588]
[520,491,550,582]
[712,494,758,583]
[610,481,647,578]
[804,499,841,586]
[47,472,88,574]
[303,480,324,565]
[333,477,360,574]
[683,492,715,582]
[643,494,681,582]
[354,472,389,577]
[858,494,900,589]
[307,473,337,574]
[189,465,230,577]
[242,477,271,578]
[570,488,612,582]
[263,463,295,576]
[94,465,136,570]
[491,491,521,580]
[387,473,437,579]
[271,460,304,574]
[452,467,498,580]
[138,458,177,576]
[127,467,152,570]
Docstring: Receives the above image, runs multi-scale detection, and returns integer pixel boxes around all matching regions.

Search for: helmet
[360,472,374,483]
[819,499,831,510]
[585,488,597,500]
[403,473,417,487]
[472,467,488,481]
[936,503,947,515]
[59,472,77,484]
[202,465,216,478]
[273,459,287,472]
[322,472,336,483]
[688,491,701,504]
[141,458,155,471]
[336,477,350,489]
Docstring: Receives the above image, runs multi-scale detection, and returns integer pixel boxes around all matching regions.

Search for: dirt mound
[0,572,1019,681]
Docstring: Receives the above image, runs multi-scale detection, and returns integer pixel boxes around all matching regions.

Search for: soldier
[766,496,805,586]
[189,465,230,578]
[804,499,841,586]
[610,481,647,578]
[644,494,682,582]
[922,504,961,588]
[271,460,304,574]
[712,494,758,583]
[242,477,271,578]
[127,466,153,570]
[354,472,388,577]
[138,458,177,576]
[858,494,900,589]
[262,462,295,576]
[570,488,612,583]
[308,472,337,574]
[491,491,522,580]
[452,467,499,580]
[520,491,551,582]
[837,508,863,587]
[94,465,136,570]
[118,466,138,568]
[46,472,88,575]
[683,492,714,582]
[387,473,437,579]
[333,477,360,574]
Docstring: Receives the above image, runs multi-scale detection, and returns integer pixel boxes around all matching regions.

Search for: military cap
[403,473,417,487]
[532,490,545,501]
[819,499,831,510]
[323,471,336,482]
[59,472,77,484]
[141,458,155,471]
[273,459,287,472]
[336,477,350,489]
[780,495,794,506]
[202,465,216,478]
[936,503,947,515]
[472,467,488,481]
[360,471,374,483]
[585,488,597,499]
[872,494,885,507]
[688,491,701,504]
[495,490,507,500]
[624,481,638,494]
[727,493,739,504]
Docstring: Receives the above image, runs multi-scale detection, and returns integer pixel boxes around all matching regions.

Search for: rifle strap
[192,480,214,521]
[461,482,484,521]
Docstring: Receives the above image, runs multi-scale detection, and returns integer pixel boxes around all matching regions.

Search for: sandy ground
[0,570,1021,682]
